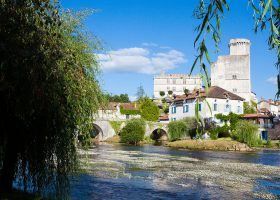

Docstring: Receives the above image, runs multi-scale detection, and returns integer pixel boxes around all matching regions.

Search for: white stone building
[153,73,202,98]
[211,39,256,102]
[169,86,244,123]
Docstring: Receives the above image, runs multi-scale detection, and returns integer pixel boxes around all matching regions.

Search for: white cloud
[98,47,187,74]
[142,42,158,47]
[266,76,277,85]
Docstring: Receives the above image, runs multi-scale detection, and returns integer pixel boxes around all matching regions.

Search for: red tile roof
[173,86,244,102]
[120,103,139,111]
[243,114,272,119]
[159,115,169,121]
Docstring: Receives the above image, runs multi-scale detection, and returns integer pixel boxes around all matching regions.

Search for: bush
[209,129,219,140]
[211,125,230,138]
[266,139,273,147]
[120,119,145,144]
[230,131,239,140]
[168,120,188,141]
[235,120,259,147]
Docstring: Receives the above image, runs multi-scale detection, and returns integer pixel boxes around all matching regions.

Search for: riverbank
[166,139,252,151]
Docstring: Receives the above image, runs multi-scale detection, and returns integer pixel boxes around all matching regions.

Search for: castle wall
[211,39,252,102]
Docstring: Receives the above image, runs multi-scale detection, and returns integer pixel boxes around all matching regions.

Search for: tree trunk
[0,137,18,193]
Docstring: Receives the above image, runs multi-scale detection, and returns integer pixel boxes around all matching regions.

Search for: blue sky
[61,0,278,100]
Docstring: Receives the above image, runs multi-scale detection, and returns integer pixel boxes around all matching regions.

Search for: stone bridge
[93,120,168,141]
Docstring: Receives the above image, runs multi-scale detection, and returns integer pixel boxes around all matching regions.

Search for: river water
[71,144,280,200]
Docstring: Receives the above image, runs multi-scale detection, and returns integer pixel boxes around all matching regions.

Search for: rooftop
[173,86,245,102]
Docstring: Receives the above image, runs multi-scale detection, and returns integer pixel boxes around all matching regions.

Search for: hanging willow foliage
[0,0,104,197]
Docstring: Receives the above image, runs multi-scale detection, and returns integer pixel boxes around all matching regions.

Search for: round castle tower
[229,39,251,56]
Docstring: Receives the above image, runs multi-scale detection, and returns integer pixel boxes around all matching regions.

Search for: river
[71,144,280,200]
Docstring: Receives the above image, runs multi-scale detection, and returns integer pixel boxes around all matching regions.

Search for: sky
[61,0,278,101]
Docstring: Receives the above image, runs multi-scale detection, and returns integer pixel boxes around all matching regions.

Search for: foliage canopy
[120,119,146,144]
[139,97,160,122]
[0,0,103,195]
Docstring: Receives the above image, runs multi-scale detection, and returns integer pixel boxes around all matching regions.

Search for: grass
[166,139,252,151]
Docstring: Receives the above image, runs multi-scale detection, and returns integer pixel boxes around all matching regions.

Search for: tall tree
[0,1,103,196]
[136,85,145,100]
[139,97,160,122]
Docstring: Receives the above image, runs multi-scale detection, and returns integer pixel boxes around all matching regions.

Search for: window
[213,103,218,111]
[126,114,130,120]
[237,106,242,113]
[225,104,231,112]
[183,104,189,113]
[172,118,176,121]
[232,75,237,79]
[167,79,170,84]
[173,79,176,84]
[167,86,170,91]
[172,87,176,92]
[233,88,237,92]
[198,103,202,112]
[171,105,176,114]
[183,79,186,84]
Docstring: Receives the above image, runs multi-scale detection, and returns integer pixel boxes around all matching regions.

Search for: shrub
[213,125,230,138]
[168,120,188,141]
[230,131,239,140]
[120,119,145,145]
[266,139,273,148]
[159,91,165,97]
[209,129,218,140]
[235,120,259,147]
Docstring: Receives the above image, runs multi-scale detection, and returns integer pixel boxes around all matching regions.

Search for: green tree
[168,120,188,141]
[184,88,189,96]
[120,119,145,145]
[159,91,165,97]
[235,120,259,147]
[243,102,257,114]
[0,1,103,195]
[139,97,160,122]
[105,93,130,103]
[168,90,173,96]
[136,85,145,100]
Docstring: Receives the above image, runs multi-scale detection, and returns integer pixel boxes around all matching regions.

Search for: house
[258,99,279,116]
[97,102,140,121]
[169,86,244,123]
[242,113,274,140]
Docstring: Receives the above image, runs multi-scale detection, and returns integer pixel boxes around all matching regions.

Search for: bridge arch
[93,120,116,141]
[150,128,168,141]
[91,123,104,140]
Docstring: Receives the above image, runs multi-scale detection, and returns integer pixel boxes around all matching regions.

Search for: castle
[153,38,256,102]
[211,39,256,102]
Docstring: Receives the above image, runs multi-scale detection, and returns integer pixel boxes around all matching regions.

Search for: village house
[169,86,245,123]
[258,99,280,116]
